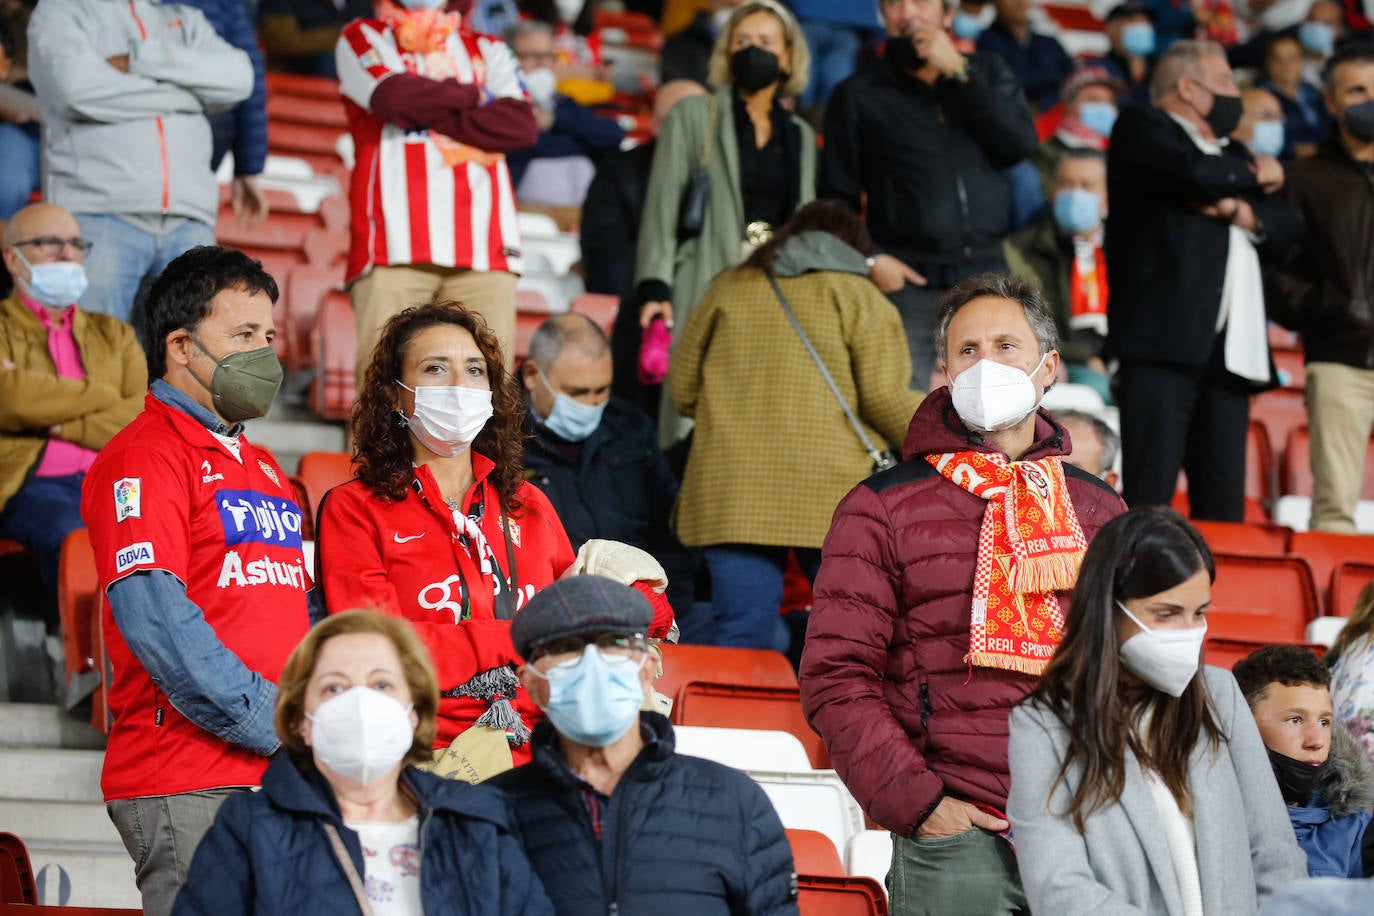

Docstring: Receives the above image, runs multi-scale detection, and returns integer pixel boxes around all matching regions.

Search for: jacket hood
[1317,721,1374,819]
[902,385,1070,462]
[260,752,512,829]
[770,232,870,279]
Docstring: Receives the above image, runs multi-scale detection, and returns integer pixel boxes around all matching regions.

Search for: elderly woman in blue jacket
[172,610,552,916]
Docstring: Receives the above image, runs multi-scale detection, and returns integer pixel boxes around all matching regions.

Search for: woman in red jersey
[316,302,671,768]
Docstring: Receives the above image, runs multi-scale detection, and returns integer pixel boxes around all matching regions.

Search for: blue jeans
[704,544,821,651]
[798,20,863,110]
[0,121,41,219]
[75,214,215,326]
[0,473,85,596]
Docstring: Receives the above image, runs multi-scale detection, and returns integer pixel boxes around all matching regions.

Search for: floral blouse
[1330,633,1374,766]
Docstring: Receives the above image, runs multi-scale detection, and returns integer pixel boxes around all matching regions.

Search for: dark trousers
[0,472,85,595]
[887,255,1007,390]
[1117,353,1251,522]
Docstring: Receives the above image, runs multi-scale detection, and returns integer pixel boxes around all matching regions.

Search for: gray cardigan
[1007,666,1307,915]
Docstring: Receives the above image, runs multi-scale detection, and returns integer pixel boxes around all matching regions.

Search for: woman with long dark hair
[315,302,672,769]
[1007,507,1305,913]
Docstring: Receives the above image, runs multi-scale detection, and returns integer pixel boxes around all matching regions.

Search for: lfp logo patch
[216,490,304,549]
[114,477,141,523]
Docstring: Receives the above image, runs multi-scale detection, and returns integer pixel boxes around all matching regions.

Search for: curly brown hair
[352,301,526,510]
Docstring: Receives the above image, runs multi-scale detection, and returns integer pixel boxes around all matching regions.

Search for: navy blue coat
[178,0,267,176]
[172,753,554,915]
[490,713,799,916]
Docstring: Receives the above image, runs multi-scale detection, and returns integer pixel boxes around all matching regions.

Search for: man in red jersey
[81,246,312,916]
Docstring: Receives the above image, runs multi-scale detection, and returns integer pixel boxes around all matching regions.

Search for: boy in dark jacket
[1234,644,1374,879]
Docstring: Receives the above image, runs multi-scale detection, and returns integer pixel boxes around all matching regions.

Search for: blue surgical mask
[536,366,606,442]
[1250,119,1286,157]
[1299,20,1335,57]
[952,11,984,40]
[1053,188,1103,236]
[1121,21,1156,57]
[1077,101,1118,138]
[14,249,88,308]
[397,0,445,9]
[531,644,645,747]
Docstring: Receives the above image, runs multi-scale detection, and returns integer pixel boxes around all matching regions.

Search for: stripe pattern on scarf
[927,451,1087,675]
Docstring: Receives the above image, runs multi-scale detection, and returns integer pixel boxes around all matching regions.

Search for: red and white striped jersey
[337,20,526,281]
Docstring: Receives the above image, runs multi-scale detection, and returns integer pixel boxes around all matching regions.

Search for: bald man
[0,203,145,598]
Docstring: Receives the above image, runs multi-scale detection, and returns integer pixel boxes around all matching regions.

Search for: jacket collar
[151,377,242,438]
[528,711,676,790]
[901,385,1069,461]
[1314,721,1374,818]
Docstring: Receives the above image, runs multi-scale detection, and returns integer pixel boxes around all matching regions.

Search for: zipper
[919,682,932,731]
[954,172,973,260]
[127,1,170,214]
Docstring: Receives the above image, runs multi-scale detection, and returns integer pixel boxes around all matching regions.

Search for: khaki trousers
[1306,361,1374,533]
[350,264,517,383]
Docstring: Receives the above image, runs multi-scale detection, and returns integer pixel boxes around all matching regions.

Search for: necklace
[445,496,460,510]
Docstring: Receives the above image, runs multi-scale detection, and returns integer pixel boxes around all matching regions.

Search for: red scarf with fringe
[927,451,1087,675]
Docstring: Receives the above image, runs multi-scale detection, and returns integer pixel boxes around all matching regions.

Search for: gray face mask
[190,337,283,422]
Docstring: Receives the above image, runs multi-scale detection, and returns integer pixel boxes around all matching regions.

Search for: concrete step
[0,799,124,846]
[0,747,105,802]
[0,702,107,750]
[25,841,142,909]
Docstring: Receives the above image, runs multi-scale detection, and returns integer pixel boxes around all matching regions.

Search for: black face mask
[1267,747,1329,805]
[1344,98,1374,142]
[886,35,923,73]
[1204,91,1243,138]
[730,45,782,92]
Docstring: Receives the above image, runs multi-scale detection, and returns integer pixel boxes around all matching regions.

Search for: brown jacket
[0,291,146,511]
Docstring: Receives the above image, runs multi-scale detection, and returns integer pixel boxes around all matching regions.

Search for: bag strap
[698,95,717,169]
[323,823,376,916]
[766,270,889,466]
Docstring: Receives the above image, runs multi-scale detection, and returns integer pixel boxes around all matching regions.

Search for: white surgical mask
[1116,601,1206,697]
[948,353,1048,432]
[14,248,89,307]
[398,381,493,458]
[305,686,415,785]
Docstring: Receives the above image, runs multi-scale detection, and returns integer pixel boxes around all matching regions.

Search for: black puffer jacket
[491,713,799,916]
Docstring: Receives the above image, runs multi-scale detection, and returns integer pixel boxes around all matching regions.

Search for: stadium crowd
[5,0,1374,912]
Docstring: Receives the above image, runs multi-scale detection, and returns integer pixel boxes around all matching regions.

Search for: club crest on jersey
[114,477,141,522]
[257,459,280,487]
[216,489,304,548]
[115,541,154,573]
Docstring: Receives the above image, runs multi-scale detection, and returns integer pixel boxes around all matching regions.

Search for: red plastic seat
[303,228,349,270]
[1205,637,1326,671]
[296,451,356,520]
[0,539,26,558]
[1283,426,1374,499]
[265,72,339,99]
[1253,388,1307,477]
[1332,561,1374,618]
[216,213,309,251]
[286,265,344,371]
[1290,530,1374,613]
[796,874,889,916]
[1272,346,1305,390]
[0,833,35,904]
[311,291,358,421]
[514,309,545,363]
[1209,553,1320,642]
[318,195,350,234]
[786,829,845,877]
[1190,520,1290,557]
[673,682,830,769]
[57,529,99,707]
[656,644,798,702]
[570,293,619,335]
[516,288,555,315]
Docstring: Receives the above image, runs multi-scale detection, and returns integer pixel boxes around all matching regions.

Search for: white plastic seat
[1040,383,1106,414]
[845,829,891,895]
[1273,495,1311,531]
[516,210,562,240]
[748,769,866,861]
[1307,615,1348,647]
[673,725,812,772]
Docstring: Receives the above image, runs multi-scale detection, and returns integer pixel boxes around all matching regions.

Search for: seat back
[656,644,797,704]
[285,265,344,371]
[786,829,845,877]
[1289,530,1374,612]
[1190,520,1289,557]
[0,833,36,904]
[1272,346,1305,390]
[1332,561,1374,618]
[57,529,99,706]
[845,830,892,892]
[749,770,866,862]
[1208,553,1319,642]
[569,293,619,335]
[673,725,812,772]
[296,451,356,520]
[1254,388,1308,482]
[311,291,358,420]
[674,682,829,769]
[796,875,889,916]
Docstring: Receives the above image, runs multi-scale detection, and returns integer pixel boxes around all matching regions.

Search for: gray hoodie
[27,0,252,225]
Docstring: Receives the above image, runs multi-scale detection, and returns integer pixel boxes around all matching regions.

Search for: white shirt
[347,816,423,916]
[1141,768,1205,916]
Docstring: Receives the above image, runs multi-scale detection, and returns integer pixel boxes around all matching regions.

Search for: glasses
[516,51,558,65]
[11,236,93,257]
[531,632,648,665]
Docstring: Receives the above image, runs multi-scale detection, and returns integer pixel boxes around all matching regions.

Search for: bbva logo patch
[115,541,155,574]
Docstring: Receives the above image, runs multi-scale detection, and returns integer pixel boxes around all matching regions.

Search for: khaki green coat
[669,235,921,549]
[634,85,817,448]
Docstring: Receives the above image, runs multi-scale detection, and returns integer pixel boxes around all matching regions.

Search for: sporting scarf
[1055,116,1111,152]
[377,0,503,169]
[927,451,1087,675]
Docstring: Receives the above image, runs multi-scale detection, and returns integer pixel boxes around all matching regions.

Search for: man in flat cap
[492,575,799,916]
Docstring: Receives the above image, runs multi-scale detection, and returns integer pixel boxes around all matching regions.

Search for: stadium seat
[673,682,829,769]
[796,874,889,916]
[1039,383,1105,414]
[286,265,345,371]
[656,644,798,704]
[1205,638,1326,671]
[296,451,356,520]
[1209,553,1320,642]
[267,93,348,130]
[845,830,891,893]
[517,288,555,316]
[787,829,846,877]
[1190,520,1289,557]
[1307,616,1348,647]
[672,725,812,772]
[750,769,866,865]
[1268,323,1299,349]
[318,195,349,234]
[1288,530,1374,612]
[1272,346,1305,390]
[216,213,309,251]
[265,72,338,99]
[311,290,358,420]
[1253,388,1307,475]
[1283,426,1374,500]
[303,228,349,269]
[0,539,24,558]
[1332,561,1374,618]
[514,309,545,363]
[570,293,619,335]
[0,833,36,904]
[57,529,99,708]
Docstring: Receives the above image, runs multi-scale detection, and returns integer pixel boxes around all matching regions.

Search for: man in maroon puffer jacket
[800,272,1126,916]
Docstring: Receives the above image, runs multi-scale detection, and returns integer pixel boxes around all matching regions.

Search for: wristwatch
[865,256,878,270]
[945,57,971,84]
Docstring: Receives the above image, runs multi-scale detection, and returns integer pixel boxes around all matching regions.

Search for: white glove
[566,539,668,594]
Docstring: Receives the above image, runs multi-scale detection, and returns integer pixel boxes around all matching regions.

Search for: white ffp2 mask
[949,353,1048,432]
[1116,601,1206,697]
[398,381,493,458]
[305,686,415,785]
